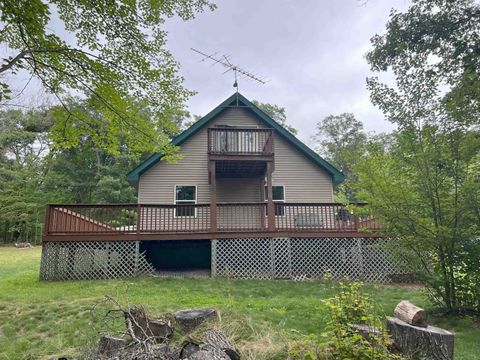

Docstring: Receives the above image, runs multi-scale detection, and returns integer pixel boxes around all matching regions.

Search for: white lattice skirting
[212,237,404,283]
[40,238,404,282]
[40,241,154,280]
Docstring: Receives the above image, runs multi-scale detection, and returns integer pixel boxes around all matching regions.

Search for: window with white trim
[175,185,197,217]
[264,185,285,216]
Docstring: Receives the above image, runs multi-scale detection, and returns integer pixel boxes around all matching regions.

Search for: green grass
[0,247,478,359]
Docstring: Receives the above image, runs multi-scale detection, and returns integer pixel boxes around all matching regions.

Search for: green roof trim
[127,92,345,184]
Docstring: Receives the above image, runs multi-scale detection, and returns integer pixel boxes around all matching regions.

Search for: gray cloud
[165,0,409,142]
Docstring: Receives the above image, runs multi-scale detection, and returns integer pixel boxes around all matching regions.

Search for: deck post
[43,204,52,238]
[136,204,141,234]
[259,177,266,229]
[266,162,275,231]
[209,160,217,232]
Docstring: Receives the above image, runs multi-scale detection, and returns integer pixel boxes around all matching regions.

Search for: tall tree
[0,0,215,153]
[252,100,298,135]
[358,0,480,313]
[314,113,368,200]
[0,109,57,242]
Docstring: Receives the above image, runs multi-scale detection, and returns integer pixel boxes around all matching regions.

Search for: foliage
[0,109,55,242]
[0,104,156,242]
[359,0,480,313]
[0,0,215,153]
[314,113,368,201]
[252,100,298,135]
[290,281,400,359]
[321,282,400,360]
[367,0,479,125]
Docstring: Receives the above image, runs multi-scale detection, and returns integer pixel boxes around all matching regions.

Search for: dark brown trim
[43,230,383,243]
[208,154,274,162]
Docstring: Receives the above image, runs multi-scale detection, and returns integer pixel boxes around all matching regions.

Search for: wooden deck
[43,202,382,242]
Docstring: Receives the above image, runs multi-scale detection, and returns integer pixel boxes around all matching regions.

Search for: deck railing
[44,202,381,237]
[207,128,274,155]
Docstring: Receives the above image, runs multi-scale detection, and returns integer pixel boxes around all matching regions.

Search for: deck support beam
[266,162,275,231]
[209,160,217,232]
[259,177,266,229]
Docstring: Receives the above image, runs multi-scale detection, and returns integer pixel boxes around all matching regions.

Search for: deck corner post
[43,204,52,238]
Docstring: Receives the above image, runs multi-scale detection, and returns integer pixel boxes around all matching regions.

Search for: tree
[314,113,368,200]
[357,0,480,313]
[0,109,57,243]
[0,101,156,242]
[0,0,215,153]
[252,100,298,135]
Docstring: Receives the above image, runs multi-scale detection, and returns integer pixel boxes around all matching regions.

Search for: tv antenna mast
[191,48,267,97]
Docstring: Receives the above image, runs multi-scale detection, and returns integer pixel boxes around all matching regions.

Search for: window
[264,185,285,216]
[175,185,197,217]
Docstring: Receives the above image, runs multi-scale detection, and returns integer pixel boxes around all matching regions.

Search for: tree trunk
[387,317,454,360]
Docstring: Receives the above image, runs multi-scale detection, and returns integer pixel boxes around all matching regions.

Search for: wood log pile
[89,300,455,360]
[96,307,240,360]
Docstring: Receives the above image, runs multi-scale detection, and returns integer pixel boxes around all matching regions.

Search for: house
[40,93,395,282]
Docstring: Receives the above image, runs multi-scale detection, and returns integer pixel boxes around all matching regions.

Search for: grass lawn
[0,247,478,359]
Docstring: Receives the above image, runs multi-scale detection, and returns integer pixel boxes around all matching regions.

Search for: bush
[289,281,402,360]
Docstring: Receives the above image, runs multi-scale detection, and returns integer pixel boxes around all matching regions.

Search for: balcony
[43,202,382,242]
[207,128,274,159]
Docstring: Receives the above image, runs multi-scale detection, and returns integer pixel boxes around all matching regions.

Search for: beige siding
[272,135,333,202]
[217,179,261,203]
[138,106,333,204]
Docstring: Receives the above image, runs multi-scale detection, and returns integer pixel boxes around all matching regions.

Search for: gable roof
[127,92,345,184]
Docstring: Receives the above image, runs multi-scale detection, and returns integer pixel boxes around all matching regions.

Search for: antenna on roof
[191,48,267,103]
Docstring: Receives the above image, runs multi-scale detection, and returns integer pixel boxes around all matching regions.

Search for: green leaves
[361,0,480,313]
[0,0,216,153]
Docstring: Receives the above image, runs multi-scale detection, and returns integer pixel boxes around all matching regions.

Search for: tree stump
[174,308,217,332]
[204,330,240,360]
[386,317,454,360]
[394,300,427,327]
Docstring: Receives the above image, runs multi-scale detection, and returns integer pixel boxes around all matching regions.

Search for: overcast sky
[3,0,410,145]
[163,0,409,144]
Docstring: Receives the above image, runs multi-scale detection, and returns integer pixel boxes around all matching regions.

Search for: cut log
[180,342,201,359]
[174,308,217,332]
[204,330,240,360]
[386,317,454,360]
[394,300,427,327]
[189,347,231,360]
[124,307,174,342]
[97,335,128,357]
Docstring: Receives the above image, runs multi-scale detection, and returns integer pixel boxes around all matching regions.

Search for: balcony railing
[207,128,274,156]
[44,203,381,238]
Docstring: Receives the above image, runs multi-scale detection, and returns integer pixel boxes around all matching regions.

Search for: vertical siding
[138,106,333,204]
